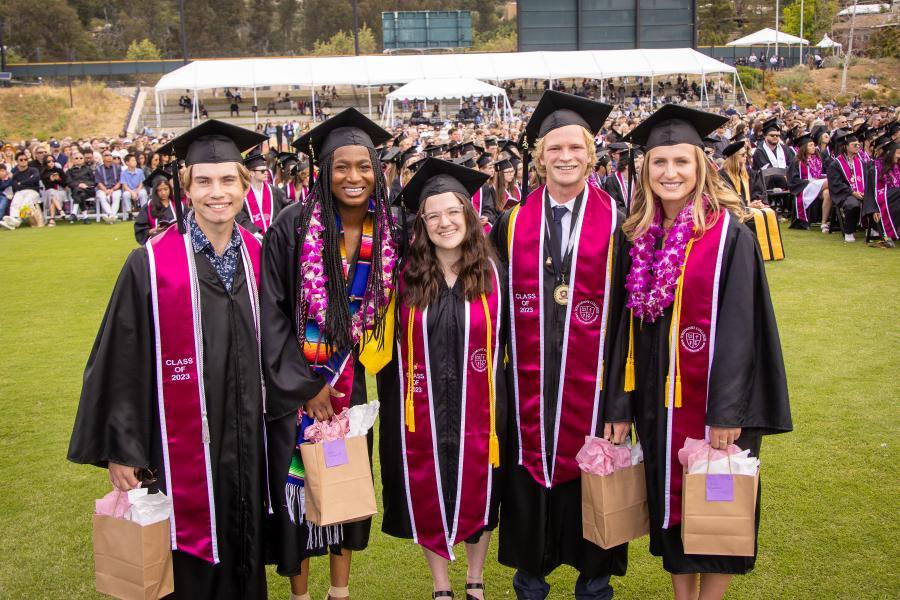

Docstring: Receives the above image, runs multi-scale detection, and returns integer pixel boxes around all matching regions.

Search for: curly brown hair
[402,192,496,308]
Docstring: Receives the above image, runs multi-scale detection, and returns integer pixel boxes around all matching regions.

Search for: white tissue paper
[126,491,173,526]
[688,449,759,476]
[347,400,380,437]
[630,440,644,465]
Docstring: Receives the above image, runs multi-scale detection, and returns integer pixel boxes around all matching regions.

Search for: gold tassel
[624,311,636,392]
[675,375,682,408]
[405,307,416,433]
[482,294,500,468]
[665,375,671,408]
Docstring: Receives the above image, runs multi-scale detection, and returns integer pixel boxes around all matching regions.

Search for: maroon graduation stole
[508,184,617,488]
[471,186,492,234]
[837,154,865,195]
[246,184,273,232]
[873,163,898,239]
[146,224,263,564]
[398,262,501,560]
[661,210,730,529]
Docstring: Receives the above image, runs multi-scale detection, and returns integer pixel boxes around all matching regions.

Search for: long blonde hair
[722,151,747,182]
[623,145,745,241]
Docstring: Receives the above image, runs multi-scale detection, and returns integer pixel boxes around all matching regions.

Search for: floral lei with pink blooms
[299,199,397,347]
[625,200,696,323]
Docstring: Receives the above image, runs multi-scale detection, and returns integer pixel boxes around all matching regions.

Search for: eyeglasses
[252,169,268,174]
[422,206,465,227]
[17,158,28,162]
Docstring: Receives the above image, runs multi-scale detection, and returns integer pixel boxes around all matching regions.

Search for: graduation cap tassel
[482,294,500,468]
[404,308,416,433]
[171,160,186,235]
[308,145,316,188]
[624,310,636,392]
[521,136,530,203]
[627,149,636,214]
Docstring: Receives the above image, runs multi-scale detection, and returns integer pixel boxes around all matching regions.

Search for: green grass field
[0,222,898,599]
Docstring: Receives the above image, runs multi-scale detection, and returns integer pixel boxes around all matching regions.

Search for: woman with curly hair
[622,105,792,600]
[261,108,398,600]
[378,158,507,600]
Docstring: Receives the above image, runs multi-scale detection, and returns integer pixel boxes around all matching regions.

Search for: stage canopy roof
[385,77,505,101]
[154,48,736,94]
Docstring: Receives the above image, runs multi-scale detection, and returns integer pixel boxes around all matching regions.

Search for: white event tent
[816,34,843,52]
[154,48,738,126]
[727,28,809,50]
[382,78,513,125]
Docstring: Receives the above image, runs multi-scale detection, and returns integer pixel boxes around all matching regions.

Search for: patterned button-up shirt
[189,213,243,292]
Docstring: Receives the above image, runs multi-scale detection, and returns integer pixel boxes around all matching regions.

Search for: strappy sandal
[432,592,454,599]
[325,586,349,600]
[290,594,311,600]
[465,582,485,600]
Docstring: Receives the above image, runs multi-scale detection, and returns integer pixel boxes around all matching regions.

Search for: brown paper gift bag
[581,463,650,549]
[300,435,377,527]
[681,466,759,556]
[92,514,174,600]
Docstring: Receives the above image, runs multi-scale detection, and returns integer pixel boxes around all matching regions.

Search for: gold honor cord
[481,293,500,468]
[405,307,416,433]
[665,238,695,409]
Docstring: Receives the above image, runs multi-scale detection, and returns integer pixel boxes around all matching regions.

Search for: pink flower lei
[625,200,696,323]
[300,200,397,344]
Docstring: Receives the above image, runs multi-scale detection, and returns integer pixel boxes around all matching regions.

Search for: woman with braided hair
[261,108,398,600]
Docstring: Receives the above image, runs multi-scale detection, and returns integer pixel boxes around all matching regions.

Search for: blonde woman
[623,105,791,600]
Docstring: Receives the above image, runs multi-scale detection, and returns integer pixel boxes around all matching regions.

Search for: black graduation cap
[499,140,521,158]
[292,107,391,163]
[875,134,897,155]
[406,156,428,174]
[453,155,477,169]
[607,142,630,152]
[423,144,446,157]
[702,137,719,153]
[456,141,477,156]
[145,166,171,189]
[493,158,513,172]
[277,151,299,168]
[484,136,498,148]
[244,151,267,170]
[397,148,420,169]
[793,131,813,149]
[623,105,728,151]
[476,153,493,168]
[521,90,612,148]
[761,117,781,135]
[831,128,859,147]
[156,119,266,166]
[393,132,407,146]
[396,158,489,214]
[380,147,401,163]
[722,136,747,159]
[509,156,522,168]
[811,125,830,145]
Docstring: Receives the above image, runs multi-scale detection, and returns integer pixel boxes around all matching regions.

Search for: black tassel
[626,148,636,214]
[171,160,186,234]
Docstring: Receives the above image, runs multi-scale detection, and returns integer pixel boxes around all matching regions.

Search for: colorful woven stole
[873,164,898,240]
[146,223,262,564]
[508,184,616,488]
[661,211,730,529]
[246,184,273,232]
[397,262,501,560]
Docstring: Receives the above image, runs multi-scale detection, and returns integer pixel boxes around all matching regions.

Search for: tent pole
[155,91,161,129]
[367,86,372,118]
[191,90,197,127]
[311,86,316,123]
[253,87,259,127]
[650,76,654,108]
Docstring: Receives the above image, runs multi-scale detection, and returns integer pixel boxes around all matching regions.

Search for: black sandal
[432,592,453,599]
[465,582,485,600]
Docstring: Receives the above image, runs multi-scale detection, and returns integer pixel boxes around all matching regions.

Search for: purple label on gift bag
[706,474,734,502]
[323,439,349,468]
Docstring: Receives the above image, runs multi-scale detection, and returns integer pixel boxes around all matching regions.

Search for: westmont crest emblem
[680,326,707,353]
[574,300,601,325]
[470,348,488,372]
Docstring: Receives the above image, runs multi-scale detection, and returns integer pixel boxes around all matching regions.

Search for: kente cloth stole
[147,223,263,564]
[508,184,616,488]
[661,210,730,529]
[397,261,501,560]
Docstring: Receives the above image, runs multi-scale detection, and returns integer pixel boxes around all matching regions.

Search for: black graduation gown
[240,185,287,235]
[378,273,509,544]
[489,195,632,579]
[787,159,829,225]
[825,156,862,212]
[751,142,795,171]
[260,202,373,578]
[602,172,628,211]
[862,167,900,239]
[67,247,268,600]
[134,204,177,245]
[475,183,500,227]
[631,217,792,575]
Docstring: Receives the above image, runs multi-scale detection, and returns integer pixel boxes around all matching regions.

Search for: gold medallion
[553,284,569,305]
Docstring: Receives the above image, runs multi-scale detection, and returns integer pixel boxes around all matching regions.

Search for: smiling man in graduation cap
[751,117,795,170]
[622,104,791,600]
[68,119,271,599]
[242,150,287,235]
[262,107,397,600]
[490,90,633,600]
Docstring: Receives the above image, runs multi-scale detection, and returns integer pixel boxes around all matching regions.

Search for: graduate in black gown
[241,151,287,235]
[825,129,866,242]
[68,120,270,599]
[862,133,900,246]
[490,91,632,600]
[260,108,397,600]
[377,159,507,600]
[134,167,179,245]
[622,105,791,600]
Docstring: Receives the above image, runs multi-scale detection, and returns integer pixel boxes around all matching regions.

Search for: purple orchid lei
[300,200,397,344]
[625,201,696,323]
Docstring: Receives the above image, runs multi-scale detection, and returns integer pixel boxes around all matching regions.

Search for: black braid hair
[297,147,395,354]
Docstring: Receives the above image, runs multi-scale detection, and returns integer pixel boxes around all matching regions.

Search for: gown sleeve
[236,207,262,234]
[68,248,156,468]
[749,168,768,203]
[705,221,792,435]
[481,186,500,226]
[134,208,151,246]
[826,160,853,207]
[260,207,326,420]
[862,164,878,217]
[490,208,513,264]
[601,222,633,424]
[787,160,808,197]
